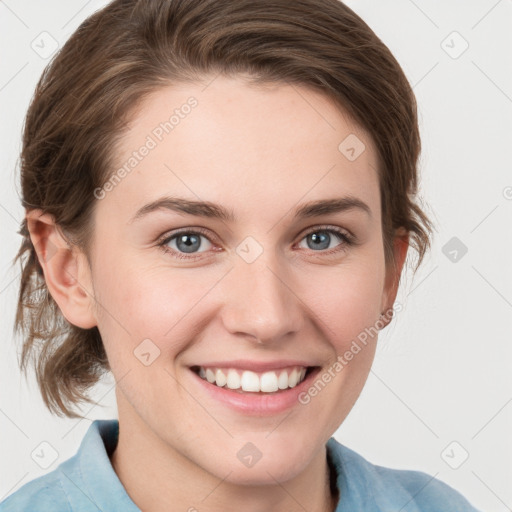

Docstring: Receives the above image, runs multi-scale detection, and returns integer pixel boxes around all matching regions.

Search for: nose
[220,252,304,344]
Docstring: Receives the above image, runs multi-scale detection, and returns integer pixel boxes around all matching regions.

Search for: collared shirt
[0,419,481,511]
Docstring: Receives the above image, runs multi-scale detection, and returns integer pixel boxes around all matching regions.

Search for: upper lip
[191,359,319,372]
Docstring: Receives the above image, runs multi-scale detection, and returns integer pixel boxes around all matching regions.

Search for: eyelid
[156,223,356,259]
[299,223,354,241]
[157,225,214,240]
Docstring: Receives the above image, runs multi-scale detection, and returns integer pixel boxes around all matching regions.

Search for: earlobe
[26,209,97,330]
[380,229,409,327]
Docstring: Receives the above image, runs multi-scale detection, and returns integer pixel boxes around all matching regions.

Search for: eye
[296,226,354,255]
[157,228,215,260]
[157,225,355,261]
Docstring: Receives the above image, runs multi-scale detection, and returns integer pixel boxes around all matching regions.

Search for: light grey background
[1,1,511,510]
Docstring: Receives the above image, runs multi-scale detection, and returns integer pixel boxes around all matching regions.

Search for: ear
[26,209,97,329]
[379,228,409,328]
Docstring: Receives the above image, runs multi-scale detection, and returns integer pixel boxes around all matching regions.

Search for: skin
[27,75,408,512]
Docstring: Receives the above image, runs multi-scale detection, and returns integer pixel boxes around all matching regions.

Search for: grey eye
[299,230,344,251]
[166,232,213,254]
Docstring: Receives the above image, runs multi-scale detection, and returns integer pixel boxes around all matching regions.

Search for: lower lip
[189,367,321,416]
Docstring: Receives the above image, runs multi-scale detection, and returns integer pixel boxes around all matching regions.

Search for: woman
[1,0,481,510]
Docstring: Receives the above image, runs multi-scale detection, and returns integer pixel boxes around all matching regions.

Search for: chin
[222,459,306,486]
[215,437,314,485]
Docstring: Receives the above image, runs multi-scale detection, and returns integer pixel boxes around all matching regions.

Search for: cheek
[91,253,221,359]
[288,259,386,435]
[298,256,386,352]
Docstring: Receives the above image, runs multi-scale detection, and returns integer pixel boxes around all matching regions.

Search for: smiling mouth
[190,365,318,394]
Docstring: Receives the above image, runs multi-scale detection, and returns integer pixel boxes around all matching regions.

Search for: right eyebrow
[129,197,235,224]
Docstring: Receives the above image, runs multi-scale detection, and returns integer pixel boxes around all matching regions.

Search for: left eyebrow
[293,196,372,220]
[129,195,372,224]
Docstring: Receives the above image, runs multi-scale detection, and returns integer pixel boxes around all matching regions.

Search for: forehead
[100,75,381,224]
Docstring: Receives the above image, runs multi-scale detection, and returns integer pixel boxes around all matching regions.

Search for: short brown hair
[14,0,433,418]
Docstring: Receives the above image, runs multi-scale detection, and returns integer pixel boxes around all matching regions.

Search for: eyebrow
[130,195,372,224]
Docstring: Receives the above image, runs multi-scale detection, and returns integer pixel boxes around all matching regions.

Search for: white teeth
[205,368,215,383]
[289,368,299,387]
[226,369,241,390]
[277,370,289,390]
[241,371,260,392]
[196,365,309,393]
[260,371,279,392]
[215,368,227,387]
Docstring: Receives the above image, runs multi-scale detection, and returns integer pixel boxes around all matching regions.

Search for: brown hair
[14,0,433,418]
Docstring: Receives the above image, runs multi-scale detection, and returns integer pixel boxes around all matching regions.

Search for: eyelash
[156,225,356,261]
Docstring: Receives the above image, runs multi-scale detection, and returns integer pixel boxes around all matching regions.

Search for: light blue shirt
[0,419,480,511]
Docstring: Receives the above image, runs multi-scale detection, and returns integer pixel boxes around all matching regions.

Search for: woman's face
[86,75,403,484]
